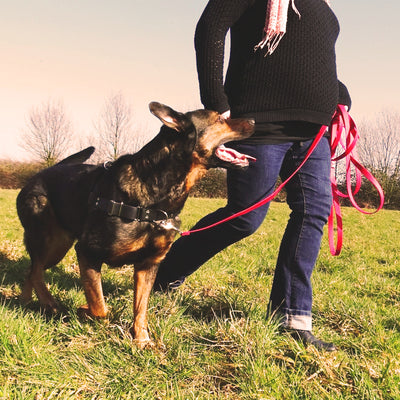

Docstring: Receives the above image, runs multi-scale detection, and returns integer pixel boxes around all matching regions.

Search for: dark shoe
[153,278,186,293]
[291,329,337,352]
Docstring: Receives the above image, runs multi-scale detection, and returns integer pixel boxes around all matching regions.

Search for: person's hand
[220,110,231,120]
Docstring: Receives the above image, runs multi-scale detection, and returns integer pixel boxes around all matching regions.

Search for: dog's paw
[77,304,108,319]
[129,326,155,349]
[43,303,63,315]
[19,286,33,303]
[19,293,33,306]
[134,338,156,350]
[21,295,60,315]
[77,304,92,319]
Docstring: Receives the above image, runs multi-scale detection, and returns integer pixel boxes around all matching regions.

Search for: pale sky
[1,0,399,160]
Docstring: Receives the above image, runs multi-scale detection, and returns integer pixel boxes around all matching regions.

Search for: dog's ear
[149,102,191,133]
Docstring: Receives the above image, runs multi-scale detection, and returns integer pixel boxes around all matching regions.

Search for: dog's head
[149,102,255,169]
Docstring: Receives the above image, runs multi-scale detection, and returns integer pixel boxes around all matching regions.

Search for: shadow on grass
[175,287,252,323]
[183,300,248,322]
[0,250,133,320]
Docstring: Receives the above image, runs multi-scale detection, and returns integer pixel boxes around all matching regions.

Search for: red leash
[181,106,385,256]
[181,126,327,236]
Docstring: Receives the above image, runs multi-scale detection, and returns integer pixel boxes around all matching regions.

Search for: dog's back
[17,147,99,243]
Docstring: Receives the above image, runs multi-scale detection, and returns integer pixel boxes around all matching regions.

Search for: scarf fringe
[254,0,302,56]
[254,32,285,56]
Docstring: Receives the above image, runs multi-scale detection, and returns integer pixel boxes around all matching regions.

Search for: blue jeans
[156,137,332,330]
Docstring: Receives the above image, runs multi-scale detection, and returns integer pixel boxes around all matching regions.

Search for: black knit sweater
[195,0,351,127]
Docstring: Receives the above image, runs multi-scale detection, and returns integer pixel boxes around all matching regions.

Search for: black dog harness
[88,193,181,233]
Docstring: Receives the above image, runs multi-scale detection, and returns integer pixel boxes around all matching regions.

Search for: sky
[1,0,399,160]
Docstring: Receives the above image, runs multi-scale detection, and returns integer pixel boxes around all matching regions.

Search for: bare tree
[20,99,74,166]
[357,110,400,175]
[93,93,133,161]
[354,109,400,208]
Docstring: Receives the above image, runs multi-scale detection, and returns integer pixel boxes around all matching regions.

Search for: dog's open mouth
[215,145,256,167]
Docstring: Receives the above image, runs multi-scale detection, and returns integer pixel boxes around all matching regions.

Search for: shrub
[0,160,43,189]
[2,159,398,210]
[190,169,287,202]
[190,168,227,198]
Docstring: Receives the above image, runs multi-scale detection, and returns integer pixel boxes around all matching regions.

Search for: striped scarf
[255,0,330,55]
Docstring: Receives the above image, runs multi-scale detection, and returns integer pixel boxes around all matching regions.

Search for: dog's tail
[56,146,95,166]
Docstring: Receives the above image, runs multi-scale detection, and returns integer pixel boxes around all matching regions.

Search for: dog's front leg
[130,263,159,348]
[76,247,108,318]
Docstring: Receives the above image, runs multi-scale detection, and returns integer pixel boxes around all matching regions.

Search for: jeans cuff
[276,311,312,331]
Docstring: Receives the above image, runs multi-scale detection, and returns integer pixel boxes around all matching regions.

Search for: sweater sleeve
[338,80,352,111]
[194,0,252,113]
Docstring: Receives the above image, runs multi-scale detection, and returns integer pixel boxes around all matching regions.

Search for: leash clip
[156,218,182,234]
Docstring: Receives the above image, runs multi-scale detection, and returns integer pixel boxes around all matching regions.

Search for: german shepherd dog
[16,102,254,347]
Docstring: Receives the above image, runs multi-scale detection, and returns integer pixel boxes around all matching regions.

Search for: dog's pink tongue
[215,145,256,167]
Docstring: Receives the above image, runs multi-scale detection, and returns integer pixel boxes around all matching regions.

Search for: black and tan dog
[16,102,254,347]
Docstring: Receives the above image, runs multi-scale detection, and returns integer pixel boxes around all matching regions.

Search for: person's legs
[154,141,292,289]
[269,137,332,333]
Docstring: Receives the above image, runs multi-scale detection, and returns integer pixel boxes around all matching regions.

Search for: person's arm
[194,0,250,114]
[338,80,352,111]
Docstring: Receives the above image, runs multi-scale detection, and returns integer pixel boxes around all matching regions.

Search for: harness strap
[181,105,385,256]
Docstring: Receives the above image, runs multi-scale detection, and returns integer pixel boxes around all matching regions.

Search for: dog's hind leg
[21,228,75,313]
[21,260,58,313]
[21,236,75,313]
[75,245,108,319]
[18,192,74,312]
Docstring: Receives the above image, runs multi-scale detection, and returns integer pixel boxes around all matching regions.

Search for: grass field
[0,188,399,399]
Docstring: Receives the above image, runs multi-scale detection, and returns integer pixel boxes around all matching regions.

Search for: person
[154,0,352,351]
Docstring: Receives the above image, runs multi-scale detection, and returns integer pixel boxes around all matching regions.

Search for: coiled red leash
[181,105,385,256]
[328,105,384,255]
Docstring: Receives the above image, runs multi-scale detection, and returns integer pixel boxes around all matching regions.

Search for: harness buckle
[107,200,124,217]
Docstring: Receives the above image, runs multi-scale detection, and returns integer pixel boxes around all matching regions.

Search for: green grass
[1,189,399,399]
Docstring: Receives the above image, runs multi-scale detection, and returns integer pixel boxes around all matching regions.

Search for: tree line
[2,100,399,209]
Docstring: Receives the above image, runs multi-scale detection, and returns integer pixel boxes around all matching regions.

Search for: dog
[16,102,254,347]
